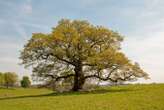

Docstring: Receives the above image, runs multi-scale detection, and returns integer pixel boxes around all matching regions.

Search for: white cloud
[21,0,33,15]
[0,41,30,77]
[122,31,164,83]
[118,0,164,83]
[0,57,30,78]
[22,3,32,14]
[0,41,20,49]
[0,41,22,64]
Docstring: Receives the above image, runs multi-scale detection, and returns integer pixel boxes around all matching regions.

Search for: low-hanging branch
[84,73,134,82]
[45,74,75,81]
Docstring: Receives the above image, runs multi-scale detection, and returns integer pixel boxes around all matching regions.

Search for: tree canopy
[20,19,149,91]
[3,72,18,88]
[21,76,31,88]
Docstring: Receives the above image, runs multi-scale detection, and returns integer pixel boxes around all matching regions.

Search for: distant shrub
[21,76,31,88]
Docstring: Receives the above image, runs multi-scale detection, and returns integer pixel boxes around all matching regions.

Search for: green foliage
[0,84,164,110]
[20,76,31,88]
[0,72,4,86]
[0,72,18,88]
[3,72,18,88]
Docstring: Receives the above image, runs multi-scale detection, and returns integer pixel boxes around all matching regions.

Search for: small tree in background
[21,76,31,88]
[4,72,18,88]
[0,72,4,87]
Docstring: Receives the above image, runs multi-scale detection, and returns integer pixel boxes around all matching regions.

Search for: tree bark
[72,64,85,91]
[6,82,9,88]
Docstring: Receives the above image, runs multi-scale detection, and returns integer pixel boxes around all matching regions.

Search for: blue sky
[0,0,164,83]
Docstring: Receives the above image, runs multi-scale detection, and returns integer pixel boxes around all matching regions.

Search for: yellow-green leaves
[20,19,149,85]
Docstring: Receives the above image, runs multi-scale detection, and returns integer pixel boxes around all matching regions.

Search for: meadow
[0,84,164,110]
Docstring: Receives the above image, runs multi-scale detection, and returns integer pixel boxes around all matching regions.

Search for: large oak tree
[20,19,149,91]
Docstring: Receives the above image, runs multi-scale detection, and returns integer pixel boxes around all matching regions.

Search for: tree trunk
[6,82,9,88]
[72,64,85,91]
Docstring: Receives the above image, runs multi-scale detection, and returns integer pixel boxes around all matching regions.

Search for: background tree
[0,72,4,87]
[20,19,149,91]
[21,76,31,88]
[4,72,18,88]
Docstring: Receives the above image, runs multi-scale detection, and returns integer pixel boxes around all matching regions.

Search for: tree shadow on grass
[0,88,136,100]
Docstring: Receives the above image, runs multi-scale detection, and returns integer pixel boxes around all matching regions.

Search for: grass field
[0,84,164,110]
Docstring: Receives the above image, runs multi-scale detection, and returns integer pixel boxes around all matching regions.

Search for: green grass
[0,84,164,110]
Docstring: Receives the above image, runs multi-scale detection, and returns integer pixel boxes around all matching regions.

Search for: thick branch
[90,40,104,48]
[54,55,75,66]
[85,68,134,83]
[35,49,75,66]
[55,74,75,81]
[85,74,117,82]
[45,74,75,81]
[85,74,133,82]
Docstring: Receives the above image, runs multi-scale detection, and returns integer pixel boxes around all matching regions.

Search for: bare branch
[54,54,75,66]
[84,74,117,82]
[45,74,75,81]
[55,74,75,81]
[84,67,133,83]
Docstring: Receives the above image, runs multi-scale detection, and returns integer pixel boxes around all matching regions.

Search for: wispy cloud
[13,23,28,40]
[21,22,50,31]
[22,4,32,14]
[0,41,20,50]
[21,0,33,15]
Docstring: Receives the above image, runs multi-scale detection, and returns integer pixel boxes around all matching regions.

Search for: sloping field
[0,84,164,110]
